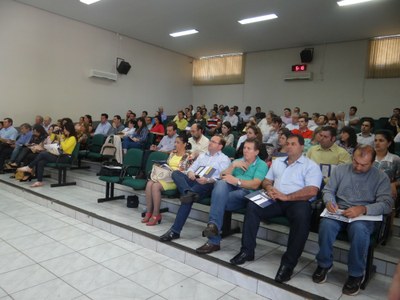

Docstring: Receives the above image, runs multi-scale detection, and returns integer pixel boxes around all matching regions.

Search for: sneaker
[312,265,332,284]
[342,275,364,296]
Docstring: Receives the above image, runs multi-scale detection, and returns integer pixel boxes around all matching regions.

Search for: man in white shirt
[285,114,300,131]
[240,106,253,123]
[356,118,375,146]
[258,113,274,140]
[223,107,239,128]
[94,113,112,136]
[189,123,209,158]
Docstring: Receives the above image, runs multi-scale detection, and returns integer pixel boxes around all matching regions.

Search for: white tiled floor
[0,175,395,300]
[0,187,270,300]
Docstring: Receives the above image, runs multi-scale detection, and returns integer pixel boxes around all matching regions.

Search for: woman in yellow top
[18,122,77,188]
[143,135,191,226]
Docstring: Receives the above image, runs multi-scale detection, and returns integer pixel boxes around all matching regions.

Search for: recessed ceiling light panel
[169,29,199,37]
[80,0,102,5]
[337,0,374,7]
[238,14,278,25]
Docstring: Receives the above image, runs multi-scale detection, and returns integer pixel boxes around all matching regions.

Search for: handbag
[98,160,126,177]
[150,164,173,182]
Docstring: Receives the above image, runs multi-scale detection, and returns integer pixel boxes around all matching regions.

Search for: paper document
[195,166,216,178]
[44,144,61,156]
[320,208,382,223]
[245,190,275,208]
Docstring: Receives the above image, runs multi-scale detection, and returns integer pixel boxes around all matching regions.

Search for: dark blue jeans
[28,152,71,182]
[241,200,312,270]
[170,171,214,234]
[316,218,375,277]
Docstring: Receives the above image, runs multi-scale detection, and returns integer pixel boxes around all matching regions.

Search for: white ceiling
[16,0,400,58]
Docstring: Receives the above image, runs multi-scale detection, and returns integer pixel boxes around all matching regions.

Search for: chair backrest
[144,132,155,150]
[222,145,236,159]
[89,134,106,153]
[145,151,170,176]
[71,143,80,162]
[124,148,143,176]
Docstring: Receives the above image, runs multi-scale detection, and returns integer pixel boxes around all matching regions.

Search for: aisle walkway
[0,188,269,300]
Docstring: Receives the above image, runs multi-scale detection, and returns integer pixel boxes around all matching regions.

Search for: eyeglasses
[209,140,221,145]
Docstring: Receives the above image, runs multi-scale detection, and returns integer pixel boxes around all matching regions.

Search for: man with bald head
[312,145,393,296]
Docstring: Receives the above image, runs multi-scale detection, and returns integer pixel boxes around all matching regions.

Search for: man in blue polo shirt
[196,138,269,254]
[0,118,19,173]
[230,134,322,284]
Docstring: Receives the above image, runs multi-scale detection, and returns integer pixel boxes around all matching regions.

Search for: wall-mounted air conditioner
[283,72,312,81]
[89,69,118,81]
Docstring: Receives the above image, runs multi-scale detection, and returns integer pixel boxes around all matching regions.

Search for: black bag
[127,195,139,208]
[98,160,125,177]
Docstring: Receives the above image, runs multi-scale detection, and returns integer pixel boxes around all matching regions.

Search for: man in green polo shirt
[196,138,269,254]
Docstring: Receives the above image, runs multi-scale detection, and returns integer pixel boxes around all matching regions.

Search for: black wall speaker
[300,48,314,63]
[117,61,131,74]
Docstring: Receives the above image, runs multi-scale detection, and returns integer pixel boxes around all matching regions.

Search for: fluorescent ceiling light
[169,29,198,37]
[238,14,278,25]
[80,0,102,5]
[337,0,374,7]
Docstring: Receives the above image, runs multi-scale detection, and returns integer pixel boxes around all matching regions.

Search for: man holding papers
[159,135,230,242]
[230,134,322,284]
[196,138,268,254]
[313,145,393,296]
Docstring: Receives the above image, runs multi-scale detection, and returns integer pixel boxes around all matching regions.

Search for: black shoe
[312,265,332,284]
[195,242,220,254]
[230,251,254,265]
[342,275,364,296]
[180,191,200,204]
[202,223,219,237]
[275,265,293,283]
[159,229,180,242]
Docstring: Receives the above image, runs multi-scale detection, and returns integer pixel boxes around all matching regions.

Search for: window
[192,53,245,85]
[367,36,400,78]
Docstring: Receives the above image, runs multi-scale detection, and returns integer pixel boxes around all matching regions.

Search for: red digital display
[292,64,307,72]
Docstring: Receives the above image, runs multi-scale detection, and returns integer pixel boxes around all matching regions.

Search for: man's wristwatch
[237,179,242,187]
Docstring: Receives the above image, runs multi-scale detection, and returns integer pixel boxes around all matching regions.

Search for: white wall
[0,0,193,125]
[193,41,400,118]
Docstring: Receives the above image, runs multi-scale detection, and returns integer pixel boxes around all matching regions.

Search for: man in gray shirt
[312,145,392,296]
[150,122,177,153]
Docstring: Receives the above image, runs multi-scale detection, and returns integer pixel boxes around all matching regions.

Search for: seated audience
[0,118,19,174]
[83,114,94,133]
[206,110,222,136]
[5,123,32,169]
[308,113,319,130]
[258,113,274,140]
[43,116,52,132]
[313,145,392,296]
[159,135,231,242]
[122,117,149,151]
[285,113,299,131]
[281,108,292,125]
[357,117,375,146]
[188,123,209,159]
[384,114,400,137]
[220,121,234,147]
[196,139,268,254]
[374,130,400,203]
[18,122,77,187]
[150,116,165,144]
[150,122,178,153]
[235,125,267,160]
[142,135,191,226]
[263,116,283,148]
[336,126,358,156]
[120,120,136,137]
[94,113,112,136]
[109,115,125,135]
[346,106,360,127]
[231,134,322,284]
[223,107,239,128]
[291,116,313,139]
[240,106,253,124]
[307,126,352,169]
[268,128,291,161]
[7,124,48,172]
[175,110,188,131]
[254,106,265,121]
